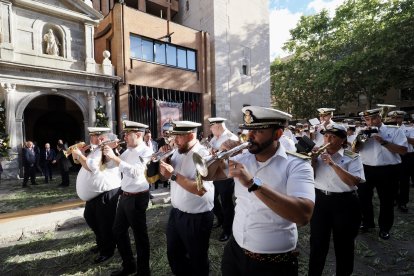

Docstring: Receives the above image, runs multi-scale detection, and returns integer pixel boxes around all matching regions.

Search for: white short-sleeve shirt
[359,124,408,166]
[170,142,214,213]
[231,144,315,254]
[76,148,121,201]
[314,148,365,192]
[118,143,153,193]
[209,129,239,150]
[400,124,414,153]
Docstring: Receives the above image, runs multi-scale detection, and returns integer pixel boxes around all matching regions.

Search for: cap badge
[244,110,254,125]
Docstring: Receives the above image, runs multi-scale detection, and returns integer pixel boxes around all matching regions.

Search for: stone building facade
[0,0,119,178]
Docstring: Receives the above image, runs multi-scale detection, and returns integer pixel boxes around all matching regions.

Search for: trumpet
[309,143,331,158]
[193,141,251,178]
[141,148,176,184]
[64,142,87,164]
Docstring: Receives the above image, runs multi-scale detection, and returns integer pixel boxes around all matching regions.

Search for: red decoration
[139,96,146,108]
[148,97,153,110]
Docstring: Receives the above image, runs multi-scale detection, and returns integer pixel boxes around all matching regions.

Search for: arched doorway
[24,95,84,149]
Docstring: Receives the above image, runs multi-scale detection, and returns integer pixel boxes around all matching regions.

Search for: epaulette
[344,150,359,159]
[286,151,312,160]
[386,125,399,128]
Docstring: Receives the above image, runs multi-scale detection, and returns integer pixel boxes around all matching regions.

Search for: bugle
[142,148,176,184]
[64,142,87,164]
[308,143,331,158]
[193,141,251,178]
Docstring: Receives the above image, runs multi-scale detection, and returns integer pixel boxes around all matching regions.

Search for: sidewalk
[0,187,171,244]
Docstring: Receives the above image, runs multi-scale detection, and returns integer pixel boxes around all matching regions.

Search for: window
[177,48,187,68]
[166,44,177,66]
[130,34,197,71]
[187,50,196,70]
[154,42,166,64]
[142,38,153,61]
[130,35,142,59]
[242,65,248,75]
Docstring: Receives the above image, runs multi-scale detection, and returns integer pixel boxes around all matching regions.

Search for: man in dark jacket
[53,142,72,187]
[41,142,56,183]
[22,141,38,187]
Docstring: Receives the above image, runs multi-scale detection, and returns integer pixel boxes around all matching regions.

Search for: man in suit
[144,129,158,153]
[53,142,72,187]
[22,140,38,187]
[41,143,56,183]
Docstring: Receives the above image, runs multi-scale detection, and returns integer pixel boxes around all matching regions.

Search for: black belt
[316,188,357,196]
[243,248,299,264]
[122,190,149,196]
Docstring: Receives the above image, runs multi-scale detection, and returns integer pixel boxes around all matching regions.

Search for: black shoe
[379,230,390,240]
[22,184,28,188]
[58,183,69,187]
[31,182,38,185]
[219,233,231,242]
[398,204,408,213]
[110,266,137,276]
[212,222,222,229]
[94,254,113,264]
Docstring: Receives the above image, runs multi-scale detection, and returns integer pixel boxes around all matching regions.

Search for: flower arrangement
[95,101,109,127]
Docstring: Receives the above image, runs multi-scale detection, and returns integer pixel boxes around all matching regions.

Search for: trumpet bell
[193,152,210,177]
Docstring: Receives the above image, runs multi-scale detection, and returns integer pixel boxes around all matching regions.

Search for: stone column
[88,91,97,127]
[84,24,96,73]
[1,83,17,148]
[104,92,113,132]
[84,120,90,143]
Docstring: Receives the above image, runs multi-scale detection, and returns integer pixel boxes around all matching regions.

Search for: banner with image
[156,100,183,135]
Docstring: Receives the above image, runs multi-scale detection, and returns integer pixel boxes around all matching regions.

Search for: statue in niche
[43,29,60,56]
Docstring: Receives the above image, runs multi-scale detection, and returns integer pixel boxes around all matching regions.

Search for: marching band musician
[308,124,365,276]
[221,106,315,276]
[313,108,336,147]
[72,127,121,264]
[158,121,215,276]
[103,120,153,276]
[208,117,239,242]
[355,108,407,240]
[388,110,414,212]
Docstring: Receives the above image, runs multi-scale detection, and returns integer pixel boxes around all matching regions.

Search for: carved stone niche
[42,25,64,57]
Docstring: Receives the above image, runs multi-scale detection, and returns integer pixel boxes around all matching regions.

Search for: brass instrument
[239,133,248,143]
[309,143,331,158]
[351,127,379,152]
[64,142,87,164]
[99,140,126,171]
[377,104,396,121]
[142,148,176,184]
[193,141,251,178]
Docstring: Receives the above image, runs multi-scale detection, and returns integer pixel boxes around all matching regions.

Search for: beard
[177,143,190,154]
[248,136,275,155]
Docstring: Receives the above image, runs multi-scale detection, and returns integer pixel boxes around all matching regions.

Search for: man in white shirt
[388,110,414,212]
[72,127,121,264]
[313,108,336,147]
[208,117,239,242]
[221,106,315,276]
[103,121,153,276]
[355,108,408,240]
[158,121,214,276]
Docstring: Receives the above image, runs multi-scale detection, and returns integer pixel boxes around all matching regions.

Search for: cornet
[193,141,251,178]
[309,143,331,158]
[141,148,176,184]
[64,142,87,164]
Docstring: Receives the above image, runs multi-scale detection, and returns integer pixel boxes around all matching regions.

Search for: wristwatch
[170,172,177,182]
[248,177,263,192]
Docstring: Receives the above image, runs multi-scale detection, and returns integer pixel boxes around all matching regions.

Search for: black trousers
[397,153,414,205]
[43,161,53,182]
[308,189,361,276]
[166,207,214,276]
[60,169,69,186]
[84,187,120,256]
[113,191,150,276]
[212,178,235,234]
[23,165,36,185]
[222,236,298,276]
[358,164,399,232]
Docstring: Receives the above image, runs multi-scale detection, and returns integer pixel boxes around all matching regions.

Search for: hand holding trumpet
[228,160,252,188]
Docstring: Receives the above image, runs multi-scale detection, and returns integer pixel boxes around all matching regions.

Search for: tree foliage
[95,101,109,127]
[0,102,11,158]
[271,0,414,118]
